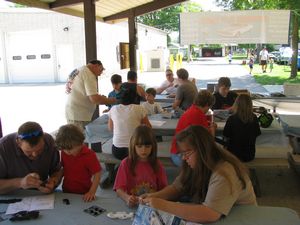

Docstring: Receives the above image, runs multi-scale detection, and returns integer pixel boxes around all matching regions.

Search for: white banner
[180,10,290,44]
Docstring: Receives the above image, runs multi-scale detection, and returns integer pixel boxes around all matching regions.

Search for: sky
[191,0,222,11]
[0,0,14,8]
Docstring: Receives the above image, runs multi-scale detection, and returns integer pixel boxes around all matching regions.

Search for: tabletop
[253,97,300,113]
[0,191,299,225]
[0,191,133,225]
[85,113,290,154]
[154,94,175,103]
[85,114,112,144]
[278,114,300,137]
[149,114,178,136]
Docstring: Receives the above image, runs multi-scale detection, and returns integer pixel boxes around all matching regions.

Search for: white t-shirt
[109,104,147,148]
[260,49,269,60]
[158,78,180,94]
[141,102,163,115]
[65,66,98,121]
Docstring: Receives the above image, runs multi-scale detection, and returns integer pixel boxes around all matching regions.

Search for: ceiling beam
[103,0,187,22]
[50,0,83,9]
[7,0,49,9]
[53,7,103,21]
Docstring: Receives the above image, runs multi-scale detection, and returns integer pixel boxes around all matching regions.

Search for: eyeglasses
[179,150,195,159]
[18,130,42,140]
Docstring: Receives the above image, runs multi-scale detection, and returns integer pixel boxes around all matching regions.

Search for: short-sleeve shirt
[62,145,101,194]
[212,91,238,110]
[172,161,257,216]
[109,104,147,148]
[141,102,163,115]
[170,104,209,154]
[223,114,261,162]
[65,65,98,121]
[175,81,198,110]
[158,78,180,94]
[0,133,60,181]
[107,89,120,110]
[120,82,143,104]
[113,158,168,195]
[259,49,269,60]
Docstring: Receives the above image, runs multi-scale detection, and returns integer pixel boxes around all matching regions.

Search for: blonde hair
[233,94,254,123]
[55,124,85,150]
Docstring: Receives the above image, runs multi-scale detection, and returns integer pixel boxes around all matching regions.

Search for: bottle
[206,109,214,126]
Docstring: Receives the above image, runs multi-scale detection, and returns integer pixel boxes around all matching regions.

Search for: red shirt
[113,158,167,195]
[62,145,101,194]
[170,104,209,154]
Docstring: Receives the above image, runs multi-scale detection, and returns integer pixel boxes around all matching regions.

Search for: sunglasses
[18,130,42,140]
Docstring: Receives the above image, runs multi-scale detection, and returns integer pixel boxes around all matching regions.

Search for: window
[12,56,22,60]
[26,55,36,60]
[41,54,51,59]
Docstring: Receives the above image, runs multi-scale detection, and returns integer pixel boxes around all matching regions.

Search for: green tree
[137,2,202,32]
[215,0,300,78]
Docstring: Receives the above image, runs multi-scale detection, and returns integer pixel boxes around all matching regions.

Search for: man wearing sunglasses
[0,121,61,194]
[65,59,116,130]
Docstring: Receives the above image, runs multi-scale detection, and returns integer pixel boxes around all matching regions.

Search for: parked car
[269,51,280,62]
[297,50,300,70]
[278,47,293,65]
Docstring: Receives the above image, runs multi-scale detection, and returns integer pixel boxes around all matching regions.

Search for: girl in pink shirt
[113,125,168,207]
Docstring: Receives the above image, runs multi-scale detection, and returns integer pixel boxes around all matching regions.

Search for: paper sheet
[149,120,166,127]
[6,194,55,215]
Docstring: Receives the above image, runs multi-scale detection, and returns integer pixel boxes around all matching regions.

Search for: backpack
[256,107,273,128]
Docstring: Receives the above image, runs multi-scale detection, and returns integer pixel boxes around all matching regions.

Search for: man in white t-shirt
[156,69,180,95]
[259,47,269,73]
[65,60,116,130]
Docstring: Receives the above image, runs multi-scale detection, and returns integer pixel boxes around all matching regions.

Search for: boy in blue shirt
[103,74,122,113]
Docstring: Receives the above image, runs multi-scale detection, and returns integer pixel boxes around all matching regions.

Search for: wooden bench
[245,158,288,168]
[96,152,176,188]
[287,152,300,174]
[97,152,176,168]
[96,138,289,193]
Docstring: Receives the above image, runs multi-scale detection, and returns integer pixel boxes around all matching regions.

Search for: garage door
[6,29,54,83]
[0,33,5,83]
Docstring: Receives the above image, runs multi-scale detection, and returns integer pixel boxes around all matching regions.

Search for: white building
[0,8,167,84]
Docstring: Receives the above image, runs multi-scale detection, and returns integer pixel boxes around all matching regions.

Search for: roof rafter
[50,0,83,9]
[103,0,187,22]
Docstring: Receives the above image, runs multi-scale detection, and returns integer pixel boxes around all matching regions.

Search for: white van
[278,47,293,65]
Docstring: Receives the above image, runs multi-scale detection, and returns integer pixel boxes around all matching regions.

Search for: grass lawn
[248,63,300,85]
[232,54,248,60]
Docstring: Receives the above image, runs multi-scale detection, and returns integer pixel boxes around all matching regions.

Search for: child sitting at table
[55,124,102,202]
[103,74,122,113]
[141,88,164,115]
[212,77,238,111]
[170,90,216,166]
[113,125,168,207]
[223,94,261,162]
